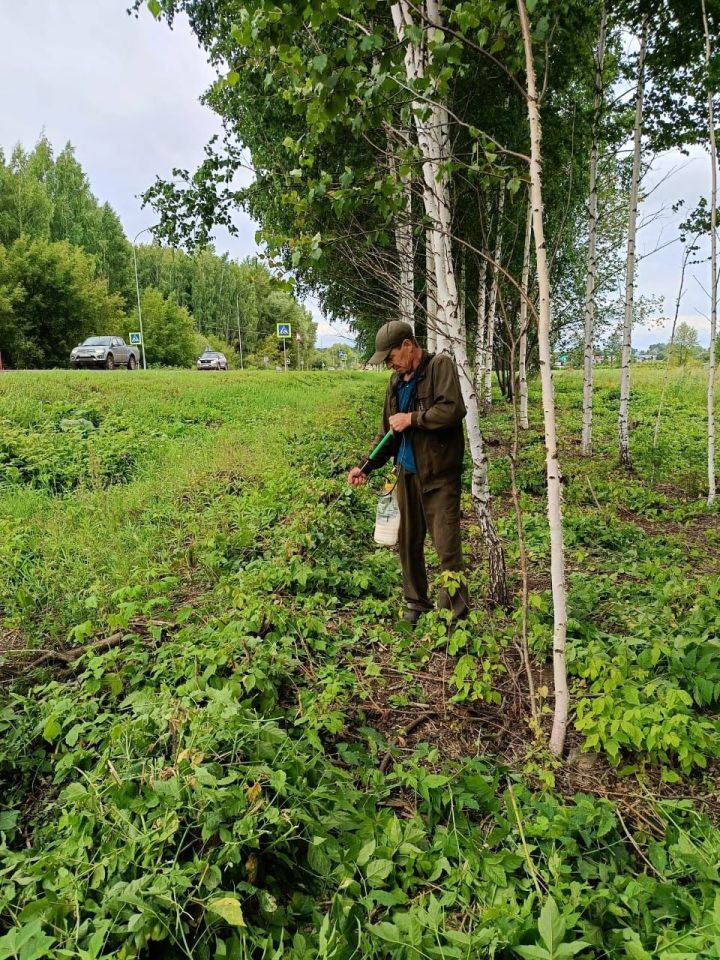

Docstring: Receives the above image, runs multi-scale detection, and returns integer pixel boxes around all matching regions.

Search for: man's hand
[389,412,412,433]
[347,466,368,486]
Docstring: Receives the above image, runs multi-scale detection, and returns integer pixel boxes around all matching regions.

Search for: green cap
[369,320,414,366]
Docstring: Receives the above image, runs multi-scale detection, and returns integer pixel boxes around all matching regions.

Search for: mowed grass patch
[0,370,382,646]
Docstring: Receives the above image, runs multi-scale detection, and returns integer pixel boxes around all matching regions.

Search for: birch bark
[474,257,488,395]
[618,26,646,470]
[702,0,717,506]
[484,188,505,412]
[517,0,569,756]
[391,0,507,606]
[390,149,416,330]
[581,4,607,457]
[425,229,438,351]
[518,196,533,430]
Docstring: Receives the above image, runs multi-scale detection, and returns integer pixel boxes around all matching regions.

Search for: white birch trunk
[392,0,507,606]
[397,165,415,330]
[581,4,607,457]
[703,0,717,505]
[518,196,533,430]
[474,257,488,395]
[618,26,646,470]
[484,188,505,411]
[518,0,569,756]
[425,228,438,351]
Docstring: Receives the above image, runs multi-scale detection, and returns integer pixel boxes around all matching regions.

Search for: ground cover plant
[0,366,719,959]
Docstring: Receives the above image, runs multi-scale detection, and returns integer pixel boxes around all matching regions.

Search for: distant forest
[0,138,316,368]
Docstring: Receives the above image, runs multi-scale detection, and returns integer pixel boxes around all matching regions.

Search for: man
[347,320,470,625]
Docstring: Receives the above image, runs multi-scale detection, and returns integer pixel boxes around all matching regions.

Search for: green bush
[129,287,196,368]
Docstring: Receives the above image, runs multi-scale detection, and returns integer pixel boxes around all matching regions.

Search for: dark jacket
[362,351,467,491]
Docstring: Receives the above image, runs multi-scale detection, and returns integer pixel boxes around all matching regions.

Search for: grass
[0,364,719,959]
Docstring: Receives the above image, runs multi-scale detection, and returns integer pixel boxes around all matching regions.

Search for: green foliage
[0,138,315,368]
[131,287,196,367]
[0,235,124,368]
[1,367,719,957]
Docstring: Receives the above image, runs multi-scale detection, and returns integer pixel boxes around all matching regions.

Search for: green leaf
[207,897,246,928]
[42,715,61,742]
[538,898,565,952]
[555,943,592,958]
[371,922,401,943]
[147,0,161,18]
[356,839,376,866]
[515,946,551,960]
[0,810,18,833]
[365,859,393,886]
[312,54,328,73]
[0,919,55,960]
[423,774,449,789]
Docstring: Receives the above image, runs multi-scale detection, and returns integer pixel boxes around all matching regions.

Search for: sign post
[276,323,291,371]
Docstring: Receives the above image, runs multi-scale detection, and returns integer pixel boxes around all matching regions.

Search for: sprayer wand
[359,429,393,474]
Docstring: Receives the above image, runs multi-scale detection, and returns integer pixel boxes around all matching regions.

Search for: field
[1,366,719,959]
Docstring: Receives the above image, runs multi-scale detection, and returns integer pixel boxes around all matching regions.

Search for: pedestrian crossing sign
[276,323,291,338]
[129,332,142,344]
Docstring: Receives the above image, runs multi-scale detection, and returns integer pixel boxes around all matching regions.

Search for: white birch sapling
[474,256,488,395]
[517,0,570,756]
[702,0,717,505]
[484,187,505,412]
[425,229,438,351]
[518,195,533,430]
[618,25,647,470]
[581,3,607,456]
[390,147,416,330]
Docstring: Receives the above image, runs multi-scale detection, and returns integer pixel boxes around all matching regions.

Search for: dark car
[196,350,228,371]
[70,336,140,370]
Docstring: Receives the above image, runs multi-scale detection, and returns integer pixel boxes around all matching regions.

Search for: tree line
[140,0,718,756]
[0,138,316,368]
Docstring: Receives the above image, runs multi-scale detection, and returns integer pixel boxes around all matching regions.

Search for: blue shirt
[395,373,417,474]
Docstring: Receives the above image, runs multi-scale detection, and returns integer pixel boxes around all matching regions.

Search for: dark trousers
[395,469,470,620]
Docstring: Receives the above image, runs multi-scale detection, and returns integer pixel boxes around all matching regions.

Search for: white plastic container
[374,489,400,546]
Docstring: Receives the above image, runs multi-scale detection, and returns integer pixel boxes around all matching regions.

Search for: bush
[0,236,124,368]
[130,287,196,367]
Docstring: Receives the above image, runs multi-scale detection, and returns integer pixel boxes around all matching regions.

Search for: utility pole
[132,226,155,371]
[236,296,244,370]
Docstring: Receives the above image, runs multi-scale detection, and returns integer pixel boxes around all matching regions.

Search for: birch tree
[389,146,415,330]
[390,0,508,606]
[618,24,647,470]
[581,3,608,456]
[484,187,505,412]
[425,232,438,351]
[474,256,488,396]
[518,195,533,430]
[702,0,717,505]
[517,0,570,756]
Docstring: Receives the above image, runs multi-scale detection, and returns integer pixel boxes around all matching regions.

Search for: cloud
[635,312,713,349]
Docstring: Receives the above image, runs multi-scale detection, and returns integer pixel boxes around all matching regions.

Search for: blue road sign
[276,323,291,338]
[338,351,346,360]
[129,332,142,344]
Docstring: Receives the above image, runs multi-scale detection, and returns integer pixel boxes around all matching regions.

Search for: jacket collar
[391,350,433,389]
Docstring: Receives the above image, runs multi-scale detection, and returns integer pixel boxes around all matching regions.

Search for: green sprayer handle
[360,430,393,473]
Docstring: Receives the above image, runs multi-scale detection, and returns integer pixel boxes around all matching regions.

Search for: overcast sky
[1,1,716,350]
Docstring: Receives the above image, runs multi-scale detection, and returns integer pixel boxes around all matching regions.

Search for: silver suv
[196,350,228,371]
[70,336,140,370]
